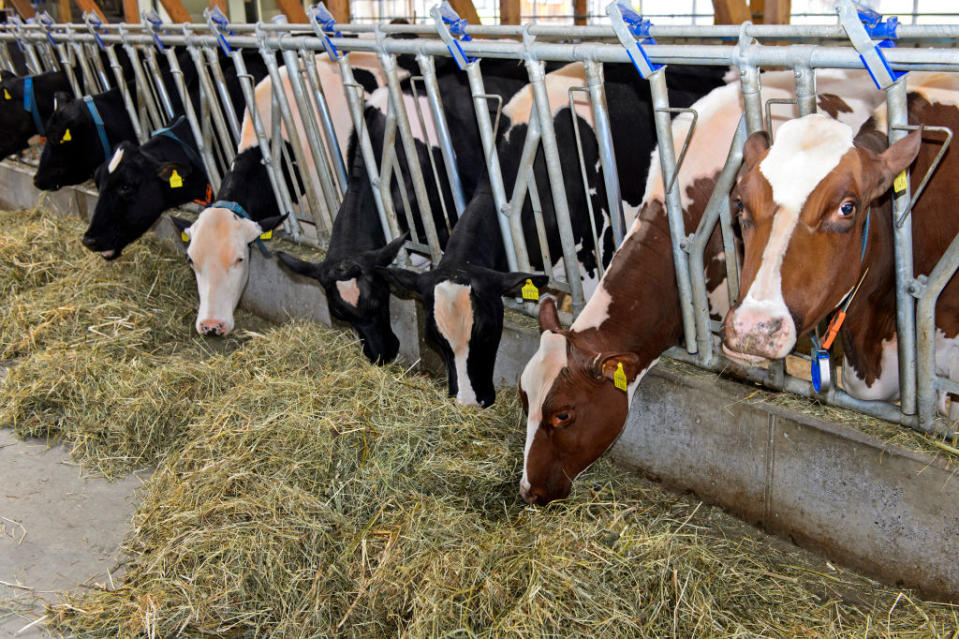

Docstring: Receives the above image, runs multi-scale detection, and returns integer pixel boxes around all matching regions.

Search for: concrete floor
[0,430,144,638]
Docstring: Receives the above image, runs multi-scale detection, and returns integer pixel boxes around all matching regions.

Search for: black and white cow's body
[381,62,728,407]
[276,57,541,364]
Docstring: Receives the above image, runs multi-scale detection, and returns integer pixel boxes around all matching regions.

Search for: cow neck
[568,199,685,363]
[436,183,504,272]
[152,116,207,184]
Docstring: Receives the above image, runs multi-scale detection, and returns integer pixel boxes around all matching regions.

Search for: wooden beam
[208,0,228,16]
[274,0,309,23]
[57,0,72,22]
[72,0,107,22]
[749,0,764,22]
[448,0,481,24]
[499,0,518,25]
[763,0,790,24]
[711,0,750,24]
[326,0,350,23]
[156,0,193,22]
[122,0,139,23]
[7,0,36,19]
[573,0,587,26]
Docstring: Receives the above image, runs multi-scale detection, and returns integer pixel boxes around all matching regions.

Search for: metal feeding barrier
[0,1,958,435]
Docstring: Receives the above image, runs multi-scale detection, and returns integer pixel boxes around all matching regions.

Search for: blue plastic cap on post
[606,0,662,79]
[430,1,474,70]
[38,11,57,46]
[85,12,106,50]
[144,10,167,51]
[208,6,234,55]
[837,0,905,90]
[310,3,342,60]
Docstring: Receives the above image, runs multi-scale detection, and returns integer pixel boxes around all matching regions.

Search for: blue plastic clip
[431,1,474,70]
[9,16,26,51]
[837,1,905,90]
[810,348,831,392]
[85,13,107,50]
[857,5,899,47]
[208,6,234,55]
[144,11,167,52]
[38,12,58,46]
[607,0,662,79]
[310,3,342,60]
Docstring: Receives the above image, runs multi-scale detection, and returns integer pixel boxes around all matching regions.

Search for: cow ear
[156,161,192,181]
[276,251,323,280]
[741,130,770,174]
[377,266,423,297]
[593,352,642,386]
[93,162,107,188]
[497,271,549,297]
[53,90,71,112]
[169,215,193,235]
[256,214,287,234]
[537,296,562,333]
[372,232,409,266]
[872,128,922,199]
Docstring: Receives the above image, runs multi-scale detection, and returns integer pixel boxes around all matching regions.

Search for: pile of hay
[1,208,957,637]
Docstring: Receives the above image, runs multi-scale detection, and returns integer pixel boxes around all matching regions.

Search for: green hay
[0,208,956,637]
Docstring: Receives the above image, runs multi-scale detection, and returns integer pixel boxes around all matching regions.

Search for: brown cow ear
[741,130,771,174]
[538,296,562,333]
[872,128,922,198]
[594,352,642,386]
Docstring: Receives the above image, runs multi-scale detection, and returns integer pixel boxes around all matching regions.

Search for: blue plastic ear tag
[811,348,831,392]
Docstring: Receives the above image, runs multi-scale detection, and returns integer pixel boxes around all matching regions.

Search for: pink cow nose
[198,319,227,337]
[722,304,796,361]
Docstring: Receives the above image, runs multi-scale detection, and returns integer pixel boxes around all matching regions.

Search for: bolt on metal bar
[584,59,625,248]
[415,52,466,217]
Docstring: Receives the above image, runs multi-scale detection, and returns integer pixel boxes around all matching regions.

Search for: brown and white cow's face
[174,208,284,337]
[518,298,643,505]
[723,114,921,362]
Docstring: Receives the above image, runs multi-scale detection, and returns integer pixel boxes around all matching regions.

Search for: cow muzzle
[722,302,796,361]
[197,319,229,337]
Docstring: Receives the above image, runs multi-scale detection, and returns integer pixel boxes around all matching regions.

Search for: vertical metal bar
[164,46,222,188]
[204,46,241,143]
[504,112,540,274]
[409,76,455,234]
[119,37,162,131]
[186,26,236,167]
[739,63,764,134]
[71,42,99,95]
[649,66,697,353]
[526,57,584,313]
[280,43,338,229]
[378,45,442,262]
[568,86,603,279]
[917,233,959,434]
[415,51,466,216]
[300,49,348,194]
[584,59,625,248]
[465,60,519,272]
[55,40,82,98]
[143,46,175,121]
[88,42,111,91]
[105,45,145,142]
[794,64,816,117]
[886,76,918,418]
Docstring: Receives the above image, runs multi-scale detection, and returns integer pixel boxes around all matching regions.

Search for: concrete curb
[2,159,957,601]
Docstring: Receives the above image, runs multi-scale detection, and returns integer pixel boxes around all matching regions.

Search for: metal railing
[1,1,958,436]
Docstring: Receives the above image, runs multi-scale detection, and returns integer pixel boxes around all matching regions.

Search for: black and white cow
[173,52,391,338]
[379,62,727,406]
[275,57,541,364]
[0,69,71,157]
[80,50,270,259]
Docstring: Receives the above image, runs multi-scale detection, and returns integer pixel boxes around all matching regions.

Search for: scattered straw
[0,208,957,637]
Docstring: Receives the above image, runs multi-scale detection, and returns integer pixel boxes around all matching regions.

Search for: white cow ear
[239,218,265,244]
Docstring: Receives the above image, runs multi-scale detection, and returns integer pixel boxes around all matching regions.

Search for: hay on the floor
[0,207,957,637]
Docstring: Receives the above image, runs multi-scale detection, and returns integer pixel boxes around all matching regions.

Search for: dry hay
[0,208,957,637]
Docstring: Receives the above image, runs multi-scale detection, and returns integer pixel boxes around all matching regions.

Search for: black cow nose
[81,235,97,249]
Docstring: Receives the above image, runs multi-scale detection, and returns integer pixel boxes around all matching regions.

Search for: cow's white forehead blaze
[520,330,568,489]
[433,281,477,406]
[107,147,124,174]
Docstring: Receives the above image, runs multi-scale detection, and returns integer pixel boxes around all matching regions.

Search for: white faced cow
[518,68,887,505]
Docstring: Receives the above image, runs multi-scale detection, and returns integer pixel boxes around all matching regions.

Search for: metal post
[584,59,625,247]
[142,46,175,120]
[203,45,241,143]
[186,25,236,168]
[739,63,764,134]
[886,77,918,418]
[794,64,817,116]
[415,51,466,216]
[104,44,145,141]
[164,45,222,188]
[300,49,348,194]
[648,66,698,353]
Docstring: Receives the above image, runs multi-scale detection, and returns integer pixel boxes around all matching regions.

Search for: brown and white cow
[518,69,886,505]
[723,74,959,416]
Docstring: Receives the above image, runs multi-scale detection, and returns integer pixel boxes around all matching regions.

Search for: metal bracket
[37,12,58,47]
[891,123,953,228]
[205,6,234,56]
[430,1,474,70]
[82,12,107,51]
[606,0,662,79]
[142,10,167,52]
[309,3,342,60]
[837,0,904,90]
[658,106,698,193]
[908,274,928,299]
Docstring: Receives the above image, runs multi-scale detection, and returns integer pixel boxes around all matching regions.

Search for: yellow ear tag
[521,278,539,301]
[259,229,272,240]
[3,89,10,100]
[613,362,628,392]
[61,128,71,143]
[180,231,189,243]
[169,170,183,189]
[893,170,908,195]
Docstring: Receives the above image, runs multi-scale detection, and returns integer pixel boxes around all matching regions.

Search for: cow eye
[549,409,574,428]
[235,256,245,266]
[734,198,744,213]
[838,200,856,217]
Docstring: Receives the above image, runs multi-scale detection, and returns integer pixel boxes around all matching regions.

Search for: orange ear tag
[613,362,628,392]
[521,278,539,301]
[169,170,183,188]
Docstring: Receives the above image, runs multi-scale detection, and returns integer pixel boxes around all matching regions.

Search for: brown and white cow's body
[518,68,886,505]
[724,73,959,418]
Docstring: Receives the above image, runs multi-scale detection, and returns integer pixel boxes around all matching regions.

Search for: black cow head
[82,140,197,259]
[380,264,548,408]
[275,234,407,364]
[0,77,39,157]
[34,95,103,190]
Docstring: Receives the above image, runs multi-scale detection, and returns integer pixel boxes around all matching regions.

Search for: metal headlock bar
[3,8,959,436]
